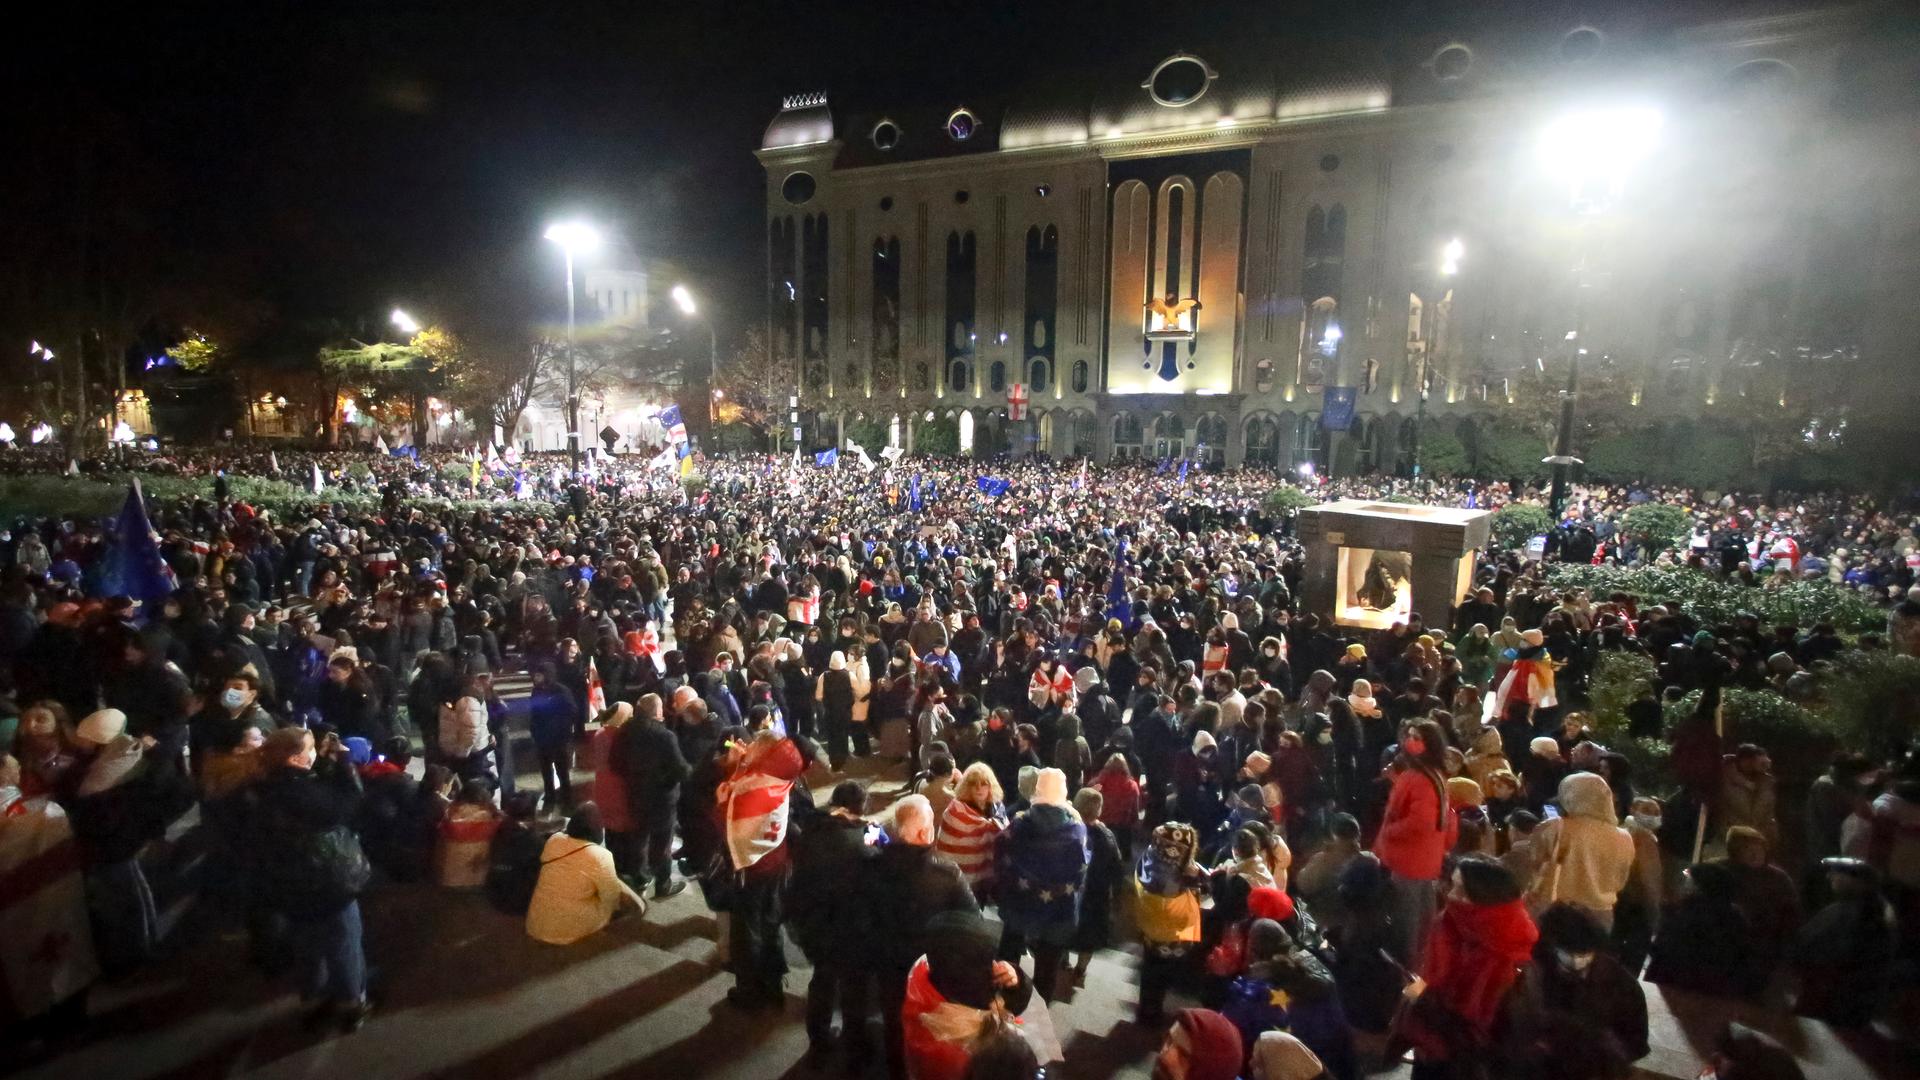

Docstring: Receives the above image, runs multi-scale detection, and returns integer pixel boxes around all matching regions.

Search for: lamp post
[1537,107,1661,519]
[671,284,719,426]
[543,221,602,478]
[1411,238,1463,482]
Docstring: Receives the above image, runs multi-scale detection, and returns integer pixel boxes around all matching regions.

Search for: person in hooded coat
[1646,861,1762,999]
[995,768,1089,1002]
[1525,772,1635,931]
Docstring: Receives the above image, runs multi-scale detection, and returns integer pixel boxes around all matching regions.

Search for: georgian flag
[720,737,804,872]
[586,657,607,716]
[0,801,98,1024]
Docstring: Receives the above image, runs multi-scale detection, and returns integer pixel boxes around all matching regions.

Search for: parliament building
[756,4,1917,474]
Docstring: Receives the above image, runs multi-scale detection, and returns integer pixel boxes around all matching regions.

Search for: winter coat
[1408,897,1539,1059]
[785,810,873,961]
[1526,773,1634,918]
[995,803,1089,945]
[67,737,193,865]
[525,833,642,945]
[439,696,493,760]
[857,841,979,973]
[1222,951,1354,1080]
[936,797,1003,896]
[1073,820,1123,951]
[590,725,635,833]
[528,683,578,749]
[618,716,690,817]
[1375,765,1457,882]
[250,760,366,917]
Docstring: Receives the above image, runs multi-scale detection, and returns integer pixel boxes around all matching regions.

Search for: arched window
[1112,413,1145,460]
[1244,415,1279,467]
[1196,413,1228,466]
[1353,416,1378,474]
[1292,414,1324,471]
[1253,358,1276,393]
[1072,411,1097,457]
[945,230,977,395]
[1153,413,1186,460]
[1029,358,1050,392]
[987,360,1007,393]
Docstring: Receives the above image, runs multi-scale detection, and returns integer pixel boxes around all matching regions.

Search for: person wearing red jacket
[1395,854,1538,1080]
[1374,719,1459,963]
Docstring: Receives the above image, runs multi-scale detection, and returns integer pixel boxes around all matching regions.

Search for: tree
[714,325,793,438]
[1491,504,1553,550]
[440,331,557,442]
[1620,502,1692,553]
[164,332,222,371]
[318,339,442,446]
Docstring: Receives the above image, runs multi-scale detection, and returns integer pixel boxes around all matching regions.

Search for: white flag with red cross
[586,657,607,716]
[1007,382,1029,421]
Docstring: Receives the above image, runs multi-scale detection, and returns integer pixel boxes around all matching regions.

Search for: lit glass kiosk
[1295,500,1493,631]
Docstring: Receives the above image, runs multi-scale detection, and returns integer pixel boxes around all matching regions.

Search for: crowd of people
[2,443,1917,1080]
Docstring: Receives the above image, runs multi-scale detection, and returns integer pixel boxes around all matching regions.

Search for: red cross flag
[1007,382,1029,421]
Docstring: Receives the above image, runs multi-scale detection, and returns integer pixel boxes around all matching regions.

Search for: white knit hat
[1032,767,1070,808]
[76,708,128,746]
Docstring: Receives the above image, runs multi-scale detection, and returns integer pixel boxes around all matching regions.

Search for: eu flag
[96,481,178,613]
[814,448,839,467]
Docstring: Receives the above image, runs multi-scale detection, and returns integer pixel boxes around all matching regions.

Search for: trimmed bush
[1263,484,1317,517]
[1823,652,1920,759]
[1491,504,1553,550]
[1620,503,1692,554]
[1663,687,1837,785]
[1545,563,1885,635]
[1589,651,1658,741]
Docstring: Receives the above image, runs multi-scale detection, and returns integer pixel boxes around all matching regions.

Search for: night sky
[3,0,1801,357]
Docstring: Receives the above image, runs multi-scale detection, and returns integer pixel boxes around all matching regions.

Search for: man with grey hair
[861,794,977,1078]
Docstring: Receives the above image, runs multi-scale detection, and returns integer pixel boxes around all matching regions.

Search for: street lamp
[543,221,603,478]
[1413,238,1465,479]
[1538,106,1662,518]
[671,284,719,425]
[390,308,420,335]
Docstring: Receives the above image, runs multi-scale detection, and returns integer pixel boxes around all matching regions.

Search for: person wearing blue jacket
[994,767,1088,1001]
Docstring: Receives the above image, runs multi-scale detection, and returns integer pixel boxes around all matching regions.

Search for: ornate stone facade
[758,7,1919,474]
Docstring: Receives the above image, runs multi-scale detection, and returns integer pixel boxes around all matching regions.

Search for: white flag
[375,434,389,454]
[270,450,280,474]
[65,459,79,476]
[312,462,325,493]
[880,445,905,463]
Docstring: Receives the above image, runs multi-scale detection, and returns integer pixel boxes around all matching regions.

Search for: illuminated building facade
[758,6,1919,473]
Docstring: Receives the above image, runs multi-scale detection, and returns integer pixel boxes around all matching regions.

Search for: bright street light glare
[543,221,603,256]
[391,308,421,334]
[671,284,697,315]
[1539,107,1663,209]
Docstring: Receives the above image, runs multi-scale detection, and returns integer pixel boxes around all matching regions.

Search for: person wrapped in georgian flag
[719,730,808,874]
[0,795,99,1026]
[1490,628,1558,720]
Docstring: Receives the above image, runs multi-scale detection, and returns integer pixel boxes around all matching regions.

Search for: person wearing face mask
[1506,903,1649,1080]
[191,671,279,772]
[1374,720,1458,963]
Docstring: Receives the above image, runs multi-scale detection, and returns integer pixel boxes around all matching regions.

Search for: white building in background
[513,250,675,453]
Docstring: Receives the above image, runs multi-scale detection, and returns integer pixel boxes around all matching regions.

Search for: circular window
[879,196,894,211]
[1432,43,1474,81]
[1146,54,1215,107]
[1559,27,1604,64]
[954,190,970,205]
[871,119,901,151]
[946,108,977,142]
[781,172,816,205]
[1319,154,1341,173]
[1725,59,1797,103]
